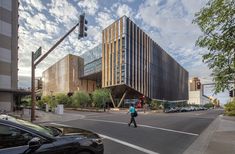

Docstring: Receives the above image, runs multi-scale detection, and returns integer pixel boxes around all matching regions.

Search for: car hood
[45,124,100,139]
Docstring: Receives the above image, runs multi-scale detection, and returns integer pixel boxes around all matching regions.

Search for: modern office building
[0,0,19,111]
[102,16,188,102]
[42,16,189,107]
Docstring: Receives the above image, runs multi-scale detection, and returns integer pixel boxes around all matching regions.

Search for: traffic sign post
[33,47,42,61]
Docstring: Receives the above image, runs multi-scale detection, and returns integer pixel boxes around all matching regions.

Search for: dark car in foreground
[0,114,103,154]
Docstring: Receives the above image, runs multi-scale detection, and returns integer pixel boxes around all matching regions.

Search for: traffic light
[229,90,234,97]
[36,96,41,101]
[196,82,201,90]
[78,13,88,39]
[67,92,73,97]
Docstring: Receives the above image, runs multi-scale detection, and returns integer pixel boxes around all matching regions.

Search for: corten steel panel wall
[42,55,71,96]
[102,16,188,100]
[42,54,96,96]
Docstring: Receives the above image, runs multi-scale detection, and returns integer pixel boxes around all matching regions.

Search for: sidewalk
[11,108,84,123]
[184,115,235,154]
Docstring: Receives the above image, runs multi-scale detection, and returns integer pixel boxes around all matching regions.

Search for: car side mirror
[28,137,41,149]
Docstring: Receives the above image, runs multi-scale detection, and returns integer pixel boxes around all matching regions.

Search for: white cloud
[29,0,45,12]
[87,25,102,43]
[122,0,135,2]
[181,0,208,15]
[96,12,115,29]
[137,0,206,64]
[48,0,78,28]
[116,4,133,18]
[78,0,99,15]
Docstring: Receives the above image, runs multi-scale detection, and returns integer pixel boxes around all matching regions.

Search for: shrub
[92,89,111,108]
[41,95,57,109]
[37,100,44,108]
[71,91,91,108]
[21,96,31,107]
[54,93,71,107]
[150,100,162,110]
[203,103,214,109]
[224,99,235,116]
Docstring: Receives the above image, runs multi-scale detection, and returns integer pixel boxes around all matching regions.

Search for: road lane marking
[99,134,160,154]
[138,124,199,136]
[86,114,116,118]
[84,118,199,136]
[49,123,72,127]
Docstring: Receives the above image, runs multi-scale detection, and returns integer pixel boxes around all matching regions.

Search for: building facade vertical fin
[105,29,108,87]
[137,27,140,92]
[108,28,111,86]
[119,17,123,83]
[111,23,115,85]
[115,21,118,85]
[102,30,104,87]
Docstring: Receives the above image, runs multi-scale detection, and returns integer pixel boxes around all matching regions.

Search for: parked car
[180,107,189,112]
[0,114,103,154]
[165,108,177,113]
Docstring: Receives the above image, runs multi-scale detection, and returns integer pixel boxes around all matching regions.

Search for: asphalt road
[60,109,223,154]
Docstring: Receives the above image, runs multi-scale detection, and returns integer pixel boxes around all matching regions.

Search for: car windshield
[0,115,54,137]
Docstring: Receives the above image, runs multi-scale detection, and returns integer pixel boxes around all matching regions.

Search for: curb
[183,115,221,154]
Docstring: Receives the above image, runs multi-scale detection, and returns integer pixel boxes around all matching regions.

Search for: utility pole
[31,14,88,121]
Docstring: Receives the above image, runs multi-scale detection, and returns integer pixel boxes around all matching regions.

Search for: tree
[92,89,111,108]
[193,0,235,93]
[71,91,91,108]
[224,99,235,116]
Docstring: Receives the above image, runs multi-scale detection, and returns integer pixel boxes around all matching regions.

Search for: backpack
[133,110,138,117]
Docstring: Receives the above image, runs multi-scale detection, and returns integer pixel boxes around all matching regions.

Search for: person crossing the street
[127,103,138,128]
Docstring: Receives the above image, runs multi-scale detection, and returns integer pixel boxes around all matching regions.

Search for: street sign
[33,47,42,61]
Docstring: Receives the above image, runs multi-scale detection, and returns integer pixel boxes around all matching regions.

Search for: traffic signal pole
[34,23,79,66]
[31,22,79,121]
[31,52,35,121]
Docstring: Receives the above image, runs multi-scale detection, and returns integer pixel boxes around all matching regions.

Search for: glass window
[0,0,12,11]
[0,75,11,89]
[0,21,12,37]
[0,124,34,149]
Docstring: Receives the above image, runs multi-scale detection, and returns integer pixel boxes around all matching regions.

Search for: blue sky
[17,0,230,104]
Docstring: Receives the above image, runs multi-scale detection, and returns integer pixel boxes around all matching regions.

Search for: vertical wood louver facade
[102,16,188,100]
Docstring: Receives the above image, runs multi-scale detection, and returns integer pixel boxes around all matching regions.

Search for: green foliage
[21,100,31,107]
[71,91,91,108]
[39,95,57,109]
[150,100,162,110]
[92,89,111,108]
[224,99,235,116]
[54,93,71,107]
[193,0,235,93]
[204,103,214,109]
[21,95,31,107]
[37,100,44,108]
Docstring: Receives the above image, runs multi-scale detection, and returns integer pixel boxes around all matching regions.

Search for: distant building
[188,77,211,105]
[0,0,19,111]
